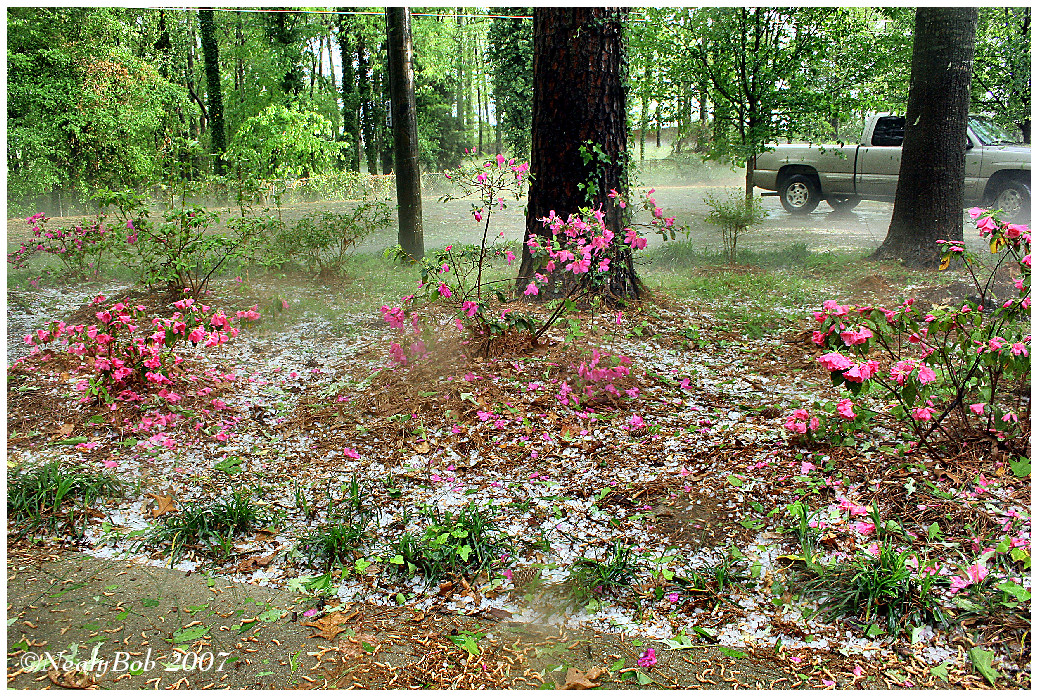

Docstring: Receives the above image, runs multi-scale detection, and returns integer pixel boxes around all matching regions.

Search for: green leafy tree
[486,8,533,157]
[225,104,341,183]
[972,7,1031,143]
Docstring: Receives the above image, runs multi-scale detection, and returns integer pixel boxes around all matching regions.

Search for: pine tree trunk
[873,7,978,268]
[386,7,424,259]
[517,8,639,299]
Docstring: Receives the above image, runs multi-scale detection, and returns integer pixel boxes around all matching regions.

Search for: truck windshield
[969,116,1025,146]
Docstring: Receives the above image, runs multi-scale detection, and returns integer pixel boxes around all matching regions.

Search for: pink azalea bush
[789,209,1030,453]
[23,294,259,405]
[8,212,113,281]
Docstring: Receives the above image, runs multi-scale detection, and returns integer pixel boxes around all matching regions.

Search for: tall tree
[386,7,424,259]
[198,9,226,175]
[487,8,533,158]
[517,8,639,298]
[337,12,360,171]
[873,7,979,267]
[972,7,1031,143]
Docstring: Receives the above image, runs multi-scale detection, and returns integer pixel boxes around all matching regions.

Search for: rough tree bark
[198,9,225,176]
[386,7,424,260]
[873,7,978,268]
[517,7,641,299]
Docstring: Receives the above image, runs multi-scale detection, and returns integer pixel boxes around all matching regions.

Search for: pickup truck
[752,114,1031,218]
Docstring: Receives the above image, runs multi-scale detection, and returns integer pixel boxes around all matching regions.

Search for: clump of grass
[298,475,372,569]
[138,491,268,564]
[807,544,947,635]
[385,502,510,582]
[566,541,640,606]
[7,461,123,537]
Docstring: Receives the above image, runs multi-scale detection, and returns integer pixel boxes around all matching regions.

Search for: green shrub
[704,188,767,264]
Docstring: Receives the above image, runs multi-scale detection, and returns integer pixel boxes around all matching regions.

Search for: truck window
[871,116,905,146]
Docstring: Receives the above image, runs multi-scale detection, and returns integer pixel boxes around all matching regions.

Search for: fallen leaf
[236,552,276,573]
[561,667,601,690]
[302,611,353,640]
[57,423,75,438]
[484,607,513,620]
[142,493,178,518]
[437,581,454,597]
[254,529,276,541]
[411,440,430,454]
[47,669,96,689]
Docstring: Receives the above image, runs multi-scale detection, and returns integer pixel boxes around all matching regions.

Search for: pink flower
[102,460,119,469]
[629,414,645,430]
[854,521,876,535]
[505,250,516,263]
[916,363,937,384]
[438,282,452,298]
[343,447,360,460]
[967,207,986,220]
[637,648,657,667]
[818,352,853,372]
[910,406,935,421]
[666,592,679,603]
[302,608,319,618]
[524,282,539,296]
[836,399,856,420]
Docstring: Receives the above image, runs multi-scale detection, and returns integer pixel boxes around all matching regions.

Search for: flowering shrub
[24,294,259,405]
[8,213,114,280]
[93,189,263,297]
[791,209,1030,455]
[276,201,392,276]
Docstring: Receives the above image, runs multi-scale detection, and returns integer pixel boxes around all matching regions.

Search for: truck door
[855,116,904,201]
[964,130,984,203]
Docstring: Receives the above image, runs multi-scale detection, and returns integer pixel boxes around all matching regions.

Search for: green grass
[137,491,269,564]
[7,461,123,537]
[566,541,640,606]
[807,543,947,635]
[298,475,372,569]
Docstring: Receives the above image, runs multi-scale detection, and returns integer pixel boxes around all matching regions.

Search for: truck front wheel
[779,174,821,214]
[827,196,861,212]
[992,180,1030,221]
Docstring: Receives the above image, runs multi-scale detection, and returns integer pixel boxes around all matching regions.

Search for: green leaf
[718,647,747,659]
[691,626,715,640]
[361,642,376,653]
[726,475,744,487]
[996,581,1030,602]
[609,658,626,672]
[258,608,283,622]
[170,624,211,644]
[1009,456,1030,477]
[395,593,406,606]
[636,671,654,685]
[389,554,405,565]
[926,522,942,540]
[968,647,1000,685]
[214,456,243,475]
[910,626,925,644]
[930,661,950,681]
[355,559,372,573]
[865,624,883,639]
[1010,548,1030,568]
[458,545,472,562]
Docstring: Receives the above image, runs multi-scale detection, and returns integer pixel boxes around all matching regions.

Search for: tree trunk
[518,8,640,299]
[1018,119,1030,144]
[198,9,226,177]
[356,35,377,175]
[873,7,978,268]
[338,14,360,172]
[386,8,424,260]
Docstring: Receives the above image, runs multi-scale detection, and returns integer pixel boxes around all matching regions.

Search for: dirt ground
[7,545,905,690]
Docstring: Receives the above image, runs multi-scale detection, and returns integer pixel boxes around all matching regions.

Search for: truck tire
[779,174,821,214]
[827,196,861,212]
[992,180,1030,221]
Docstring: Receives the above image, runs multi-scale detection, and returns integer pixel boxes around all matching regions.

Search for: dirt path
[8,547,897,690]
